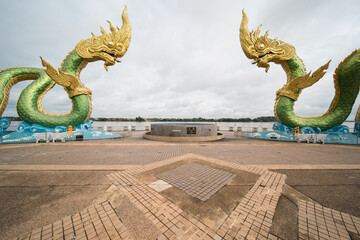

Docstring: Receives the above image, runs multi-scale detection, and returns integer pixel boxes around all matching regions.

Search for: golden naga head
[239,9,295,72]
[75,6,131,71]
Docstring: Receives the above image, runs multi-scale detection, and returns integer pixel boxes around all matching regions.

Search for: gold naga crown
[39,6,131,100]
[239,9,296,72]
[75,5,131,71]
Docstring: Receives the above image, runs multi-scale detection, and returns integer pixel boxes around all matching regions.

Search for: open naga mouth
[252,53,269,63]
[75,6,131,71]
[239,9,295,72]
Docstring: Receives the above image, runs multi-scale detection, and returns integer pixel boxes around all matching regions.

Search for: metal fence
[1,125,359,145]
[233,130,360,145]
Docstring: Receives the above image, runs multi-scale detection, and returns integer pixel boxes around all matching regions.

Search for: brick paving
[15,202,132,240]
[156,162,236,201]
[216,170,286,240]
[298,199,360,240]
[106,154,287,239]
[2,141,360,166]
[10,151,360,239]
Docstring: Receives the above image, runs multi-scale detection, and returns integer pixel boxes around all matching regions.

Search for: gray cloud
[0,0,359,120]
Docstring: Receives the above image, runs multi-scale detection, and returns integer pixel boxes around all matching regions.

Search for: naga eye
[260,44,265,48]
[108,41,113,46]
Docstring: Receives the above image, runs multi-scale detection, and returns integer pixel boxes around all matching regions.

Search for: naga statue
[240,10,360,131]
[0,6,131,128]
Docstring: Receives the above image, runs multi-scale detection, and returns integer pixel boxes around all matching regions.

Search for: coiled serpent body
[0,6,131,128]
[275,51,360,130]
[240,10,360,130]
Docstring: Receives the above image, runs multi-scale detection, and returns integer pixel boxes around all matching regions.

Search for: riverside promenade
[0,131,359,240]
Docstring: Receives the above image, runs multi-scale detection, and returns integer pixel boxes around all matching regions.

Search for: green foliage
[90,116,277,122]
[3,116,21,121]
[135,116,145,122]
[253,116,277,122]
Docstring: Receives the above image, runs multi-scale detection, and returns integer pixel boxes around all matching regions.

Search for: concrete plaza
[0,131,359,240]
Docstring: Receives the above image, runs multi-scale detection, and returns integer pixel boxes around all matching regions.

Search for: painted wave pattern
[246,122,360,144]
[0,118,121,143]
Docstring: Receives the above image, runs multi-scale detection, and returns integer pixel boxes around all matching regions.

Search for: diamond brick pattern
[20,152,359,240]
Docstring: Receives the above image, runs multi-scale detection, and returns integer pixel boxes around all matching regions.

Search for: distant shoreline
[4,121,356,132]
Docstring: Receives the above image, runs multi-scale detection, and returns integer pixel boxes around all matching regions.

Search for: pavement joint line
[1,164,360,171]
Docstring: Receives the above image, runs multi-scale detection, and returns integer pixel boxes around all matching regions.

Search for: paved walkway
[1,132,359,167]
[1,132,359,240]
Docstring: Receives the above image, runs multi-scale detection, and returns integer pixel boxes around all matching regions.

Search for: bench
[314,134,327,144]
[50,132,68,142]
[33,133,50,143]
[298,134,313,143]
[298,134,327,144]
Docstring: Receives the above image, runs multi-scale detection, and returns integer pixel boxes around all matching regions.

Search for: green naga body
[0,6,131,128]
[0,52,91,128]
[240,10,360,131]
[275,51,360,130]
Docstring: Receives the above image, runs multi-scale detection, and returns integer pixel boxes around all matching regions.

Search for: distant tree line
[90,116,277,122]
[3,115,277,122]
[2,116,21,121]
[3,116,355,123]
[221,116,277,122]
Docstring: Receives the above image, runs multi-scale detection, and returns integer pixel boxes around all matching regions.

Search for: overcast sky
[0,0,359,120]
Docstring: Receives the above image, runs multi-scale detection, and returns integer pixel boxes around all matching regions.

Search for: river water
[7,121,355,132]
[90,121,277,132]
[6,121,356,132]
